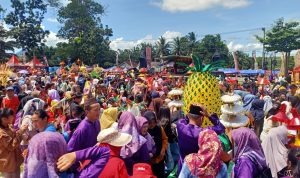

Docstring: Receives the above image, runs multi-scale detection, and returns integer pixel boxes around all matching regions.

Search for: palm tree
[172,37,182,55]
[156,36,170,58]
[186,32,197,55]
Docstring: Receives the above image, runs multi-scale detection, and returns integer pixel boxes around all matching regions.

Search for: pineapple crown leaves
[177,55,225,72]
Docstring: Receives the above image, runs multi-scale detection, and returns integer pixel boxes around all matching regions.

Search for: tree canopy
[5,0,49,52]
[256,18,300,76]
[57,0,113,65]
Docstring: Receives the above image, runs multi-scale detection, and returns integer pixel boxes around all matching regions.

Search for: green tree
[57,0,113,65]
[256,18,300,76]
[171,36,188,55]
[227,51,254,69]
[0,24,18,61]
[5,0,50,52]
[186,32,198,55]
[195,34,229,64]
[155,36,170,58]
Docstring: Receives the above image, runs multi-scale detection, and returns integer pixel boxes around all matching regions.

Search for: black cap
[189,104,203,116]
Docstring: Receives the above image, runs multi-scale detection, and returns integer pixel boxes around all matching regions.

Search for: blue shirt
[44,124,56,132]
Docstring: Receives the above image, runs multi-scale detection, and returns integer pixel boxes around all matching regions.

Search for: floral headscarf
[184,129,222,178]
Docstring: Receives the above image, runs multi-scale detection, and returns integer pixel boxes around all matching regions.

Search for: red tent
[6,55,21,67]
[25,56,45,67]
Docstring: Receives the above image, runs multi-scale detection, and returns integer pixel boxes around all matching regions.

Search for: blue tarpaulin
[239,70,265,75]
[48,66,60,73]
[217,68,239,74]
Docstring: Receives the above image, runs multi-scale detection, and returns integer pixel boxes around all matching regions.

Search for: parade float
[183,55,223,127]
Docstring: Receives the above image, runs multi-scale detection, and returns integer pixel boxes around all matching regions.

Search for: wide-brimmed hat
[97,124,132,147]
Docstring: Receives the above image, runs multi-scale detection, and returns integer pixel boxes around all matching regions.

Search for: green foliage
[194,34,229,64]
[256,18,300,76]
[0,24,17,60]
[156,36,171,57]
[256,18,300,53]
[57,0,112,65]
[5,0,50,51]
[171,36,189,55]
[227,51,254,70]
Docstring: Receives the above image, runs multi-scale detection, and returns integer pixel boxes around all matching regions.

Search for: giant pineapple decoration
[183,55,223,127]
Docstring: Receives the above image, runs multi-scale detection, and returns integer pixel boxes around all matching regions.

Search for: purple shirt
[68,118,100,152]
[75,146,110,178]
[123,143,150,176]
[233,157,258,178]
[24,132,67,178]
[176,114,225,174]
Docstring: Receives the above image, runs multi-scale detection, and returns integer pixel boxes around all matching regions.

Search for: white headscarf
[262,126,288,178]
[263,96,273,115]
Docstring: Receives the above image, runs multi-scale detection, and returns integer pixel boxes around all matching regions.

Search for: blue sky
[1,0,299,56]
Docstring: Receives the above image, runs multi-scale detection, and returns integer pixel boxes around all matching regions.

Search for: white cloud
[227,41,262,52]
[46,17,58,23]
[161,31,182,42]
[45,31,68,47]
[110,31,182,50]
[154,0,251,12]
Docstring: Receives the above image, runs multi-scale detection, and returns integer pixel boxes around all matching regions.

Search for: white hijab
[262,126,288,178]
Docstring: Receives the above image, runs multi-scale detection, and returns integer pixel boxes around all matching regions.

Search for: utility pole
[262,27,266,69]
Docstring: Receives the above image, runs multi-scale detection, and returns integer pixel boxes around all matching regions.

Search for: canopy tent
[25,56,46,67]
[6,55,22,67]
[218,68,239,74]
[239,70,265,75]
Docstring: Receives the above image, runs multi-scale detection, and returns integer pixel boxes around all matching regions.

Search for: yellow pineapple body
[183,72,222,127]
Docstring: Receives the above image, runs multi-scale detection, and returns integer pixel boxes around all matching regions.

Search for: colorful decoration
[0,64,12,86]
[183,55,224,127]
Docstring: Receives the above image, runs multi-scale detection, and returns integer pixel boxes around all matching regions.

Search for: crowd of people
[0,71,300,178]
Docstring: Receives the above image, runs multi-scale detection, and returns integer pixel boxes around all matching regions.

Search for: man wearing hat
[2,86,20,116]
[176,104,225,175]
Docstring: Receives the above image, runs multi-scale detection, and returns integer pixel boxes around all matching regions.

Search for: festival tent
[218,68,239,74]
[6,55,22,67]
[239,70,265,75]
[25,56,46,67]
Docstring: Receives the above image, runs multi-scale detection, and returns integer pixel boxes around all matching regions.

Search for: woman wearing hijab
[243,94,257,112]
[143,111,168,178]
[100,107,118,130]
[231,127,270,178]
[158,106,179,174]
[250,99,265,138]
[263,95,273,115]
[118,111,150,175]
[262,126,289,178]
[260,102,281,142]
[136,116,156,158]
[179,129,227,178]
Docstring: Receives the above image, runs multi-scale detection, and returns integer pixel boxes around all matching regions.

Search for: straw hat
[97,124,132,147]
